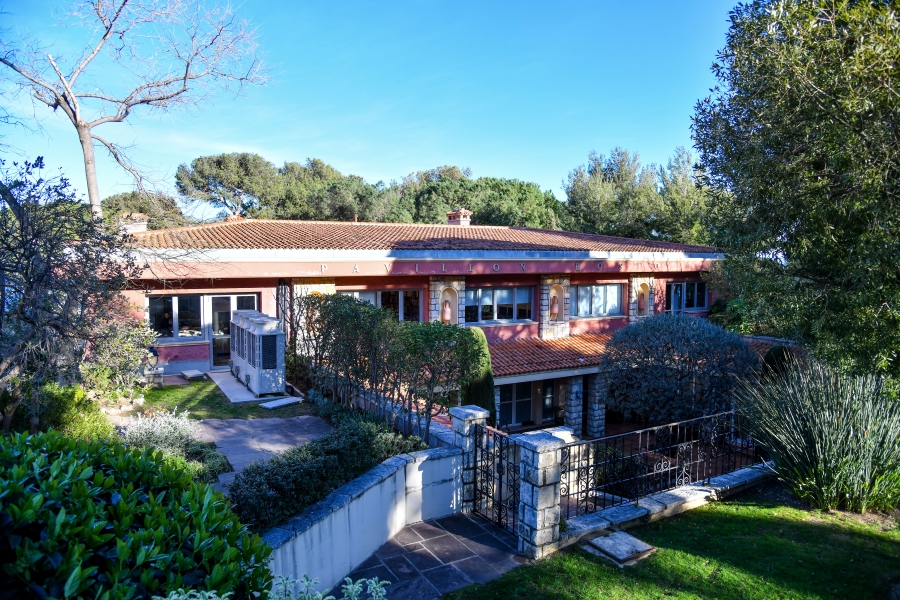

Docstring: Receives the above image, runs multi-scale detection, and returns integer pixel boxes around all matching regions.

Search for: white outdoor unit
[245,316,285,396]
[230,310,261,381]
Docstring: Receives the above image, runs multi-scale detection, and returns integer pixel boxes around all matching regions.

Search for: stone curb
[558,463,772,549]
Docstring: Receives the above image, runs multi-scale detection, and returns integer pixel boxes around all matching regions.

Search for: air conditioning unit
[230,311,285,397]
[230,309,261,381]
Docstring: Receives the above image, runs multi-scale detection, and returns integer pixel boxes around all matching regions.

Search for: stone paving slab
[207,371,261,403]
[584,531,656,567]
[334,514,526,599]
[198,415,332,473]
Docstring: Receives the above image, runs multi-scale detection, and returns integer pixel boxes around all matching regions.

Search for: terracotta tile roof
[488,333,613,378]
[742,336,803,359]
[130,219,717,254]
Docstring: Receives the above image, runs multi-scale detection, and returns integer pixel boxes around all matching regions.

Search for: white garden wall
[262,445,463,593]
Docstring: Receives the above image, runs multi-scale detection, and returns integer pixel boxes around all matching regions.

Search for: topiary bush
[228,415,426,531]
[0,431,271,598]
[461,326,495,420]
[735,357,900,512]
[599,314,758,424]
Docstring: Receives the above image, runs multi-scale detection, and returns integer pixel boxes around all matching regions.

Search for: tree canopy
[692,0,900,378]
[175,148,709,238]
[101,191,192,230]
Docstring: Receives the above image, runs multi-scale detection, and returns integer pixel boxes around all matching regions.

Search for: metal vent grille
[261,335,277,370]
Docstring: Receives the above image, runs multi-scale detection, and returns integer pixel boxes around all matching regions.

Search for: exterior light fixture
[147,347,159,369]
[550,295,559,320]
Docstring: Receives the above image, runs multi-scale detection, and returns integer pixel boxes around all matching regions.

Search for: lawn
[447,482,900,600]
[142,381,314,420]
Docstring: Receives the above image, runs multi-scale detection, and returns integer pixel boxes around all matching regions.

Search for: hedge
[0,431,271,599]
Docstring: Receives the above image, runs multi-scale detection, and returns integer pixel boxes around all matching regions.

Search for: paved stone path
[336,514,526,599]
[197,416,333,473]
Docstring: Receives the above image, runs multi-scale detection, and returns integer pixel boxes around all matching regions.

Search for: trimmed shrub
[735,358,900,512]
[11,384,115,441]
[461,326,495,419]
[599,314,758,424]
[229,416,426,531]
[0,431,271,598]
[123,407,199,456]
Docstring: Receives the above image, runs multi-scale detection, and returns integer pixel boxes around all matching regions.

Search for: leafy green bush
[0,431,271,599]
[735,358,900,512]
[229,414,426,531]
[80,319,158,400]
[10,383,115,441]
[600,314,758,424]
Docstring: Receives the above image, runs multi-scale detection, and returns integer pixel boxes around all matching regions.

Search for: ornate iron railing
[559,411,761,519]
[473,424,520,535]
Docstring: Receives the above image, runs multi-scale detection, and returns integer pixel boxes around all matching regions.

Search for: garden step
[180,370,207,382]
[260,396,301,409]
[582,531,656,567]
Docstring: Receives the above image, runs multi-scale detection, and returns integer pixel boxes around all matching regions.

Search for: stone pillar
[449,405,490,514]
[563,376,583,436]
[494,387,501,427]
[513,431,564,559]
[428,277,466,324]
[628,274,655,321]
[584,374,606,438]
[538,275,570,339]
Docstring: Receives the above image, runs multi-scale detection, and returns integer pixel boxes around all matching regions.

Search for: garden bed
[446,481,900,599]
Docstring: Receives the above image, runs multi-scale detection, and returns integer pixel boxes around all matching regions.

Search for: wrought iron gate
[473,424,520,534]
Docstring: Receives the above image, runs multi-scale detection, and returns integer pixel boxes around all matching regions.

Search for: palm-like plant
[735,358,900,512]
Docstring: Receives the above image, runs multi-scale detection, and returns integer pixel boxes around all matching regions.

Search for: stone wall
[539,275,570,339]
[584,373,606,438]
[628,274,655,321]
[428,276,466,324]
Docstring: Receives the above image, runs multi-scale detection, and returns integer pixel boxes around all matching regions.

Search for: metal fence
[473,424,520,535]
[559,411,761,519]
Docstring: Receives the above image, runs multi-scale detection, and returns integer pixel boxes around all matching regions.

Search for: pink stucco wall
[569,316,629,336]
[154,343,210,365]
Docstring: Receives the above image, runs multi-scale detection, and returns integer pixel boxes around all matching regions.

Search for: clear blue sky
[3,1,735,206]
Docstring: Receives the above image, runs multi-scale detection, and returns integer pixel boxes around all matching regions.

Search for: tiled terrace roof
[130,219,717,254]
[488,333,613,378]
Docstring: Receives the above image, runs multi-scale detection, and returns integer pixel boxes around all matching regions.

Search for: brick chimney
[118,212,149,234]
[446,208,472,226]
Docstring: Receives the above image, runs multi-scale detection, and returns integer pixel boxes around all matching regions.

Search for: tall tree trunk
[76,123,103,219]
[29,387,40,434]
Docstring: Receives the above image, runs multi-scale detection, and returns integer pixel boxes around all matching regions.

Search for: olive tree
[598,314,758,425]
[693,0,900,379]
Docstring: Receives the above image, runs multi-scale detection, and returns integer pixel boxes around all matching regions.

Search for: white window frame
[665,282,707,314]
[464,286,534,324]
[148,294,205,341]
[571,284,624,318]
[339,289,422,322]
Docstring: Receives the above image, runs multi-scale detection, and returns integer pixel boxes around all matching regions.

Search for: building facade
[125,209,719,438]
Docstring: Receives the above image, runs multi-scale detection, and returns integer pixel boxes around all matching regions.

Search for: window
[666,282,707,313]
[464,287,533,323]
[149,295,205,339]
[498,382,533,427]
[541,379,556,422]
[339,290,421,322]
[572,284,623,317]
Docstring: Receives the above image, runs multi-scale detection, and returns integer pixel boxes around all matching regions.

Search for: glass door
[208,294,258,369]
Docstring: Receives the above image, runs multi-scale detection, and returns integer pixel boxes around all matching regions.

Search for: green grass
[142,381,313,420]
[447,482,900,599]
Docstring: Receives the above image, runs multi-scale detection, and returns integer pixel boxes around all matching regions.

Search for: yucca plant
[734,357,900,512]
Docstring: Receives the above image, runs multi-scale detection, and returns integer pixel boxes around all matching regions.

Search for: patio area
[335,513,527,600]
